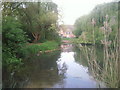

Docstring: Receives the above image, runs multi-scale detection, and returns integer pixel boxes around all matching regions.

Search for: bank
[23,41,60,55]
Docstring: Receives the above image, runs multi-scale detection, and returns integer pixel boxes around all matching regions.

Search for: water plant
[79,14,119,88]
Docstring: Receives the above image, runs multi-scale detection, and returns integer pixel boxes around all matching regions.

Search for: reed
[79,15,119,88]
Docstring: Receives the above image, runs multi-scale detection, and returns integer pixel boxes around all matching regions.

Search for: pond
[3,44,106,88]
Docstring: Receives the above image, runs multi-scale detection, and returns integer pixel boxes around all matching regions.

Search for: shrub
[3,51,23,73]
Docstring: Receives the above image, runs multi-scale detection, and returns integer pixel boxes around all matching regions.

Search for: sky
[53,0,114,25]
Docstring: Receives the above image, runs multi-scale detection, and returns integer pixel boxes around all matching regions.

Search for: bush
[2,16,28,73]
[3,51,23,73]
[2,16,28,55]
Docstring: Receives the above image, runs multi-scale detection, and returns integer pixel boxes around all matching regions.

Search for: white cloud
[53,0,114,25]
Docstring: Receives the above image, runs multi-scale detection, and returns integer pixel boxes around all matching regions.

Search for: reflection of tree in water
[3,51,66,88]
[57,62,67,77]
[79,45,119,88]
[73,46,88,67]
[73,46,104,68]
[55,60,67,88]
[73,45,107,87]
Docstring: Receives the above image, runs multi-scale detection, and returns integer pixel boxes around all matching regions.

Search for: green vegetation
[2,1,119,88]
[2,2,60,82]
[73,2,119,88]
[21,41,59,57]
[2,16,28,73]
[19,2,60,43]
[74,2,118,45]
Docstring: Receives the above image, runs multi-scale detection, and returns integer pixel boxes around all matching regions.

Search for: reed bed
[78,15,119,88]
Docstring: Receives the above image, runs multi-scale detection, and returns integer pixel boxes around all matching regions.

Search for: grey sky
[53,0,114,25]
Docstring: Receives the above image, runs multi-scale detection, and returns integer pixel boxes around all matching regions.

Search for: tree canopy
[74,2,118,44]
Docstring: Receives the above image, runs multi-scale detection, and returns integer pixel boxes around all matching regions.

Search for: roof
[59,25,74,32]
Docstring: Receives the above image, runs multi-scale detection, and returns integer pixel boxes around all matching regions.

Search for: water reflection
[61,44,73,52]
[53,48,99,88]
[22,51,64,88]
[3,44,105,88]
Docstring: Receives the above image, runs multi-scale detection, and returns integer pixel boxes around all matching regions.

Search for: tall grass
[78,15,119,88]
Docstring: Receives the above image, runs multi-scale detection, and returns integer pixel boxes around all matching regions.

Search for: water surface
[3,44,105,88]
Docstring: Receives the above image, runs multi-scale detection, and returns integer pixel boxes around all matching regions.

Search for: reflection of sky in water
[3,44,106,88]
[55,52,99,88]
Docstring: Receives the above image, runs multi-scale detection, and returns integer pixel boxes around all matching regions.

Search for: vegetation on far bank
[61,37,93,45]
[21,41,59,57]
[73,2,118,46]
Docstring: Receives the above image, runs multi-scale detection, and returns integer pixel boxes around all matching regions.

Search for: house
[58,25,76,38]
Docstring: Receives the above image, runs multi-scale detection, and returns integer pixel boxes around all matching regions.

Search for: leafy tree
[74,2,118,44]
[2,16,28,55]
[2,14,28,74]
[19,2,59,42]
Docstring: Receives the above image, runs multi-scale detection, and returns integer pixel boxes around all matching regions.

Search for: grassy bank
[20,41,60,57]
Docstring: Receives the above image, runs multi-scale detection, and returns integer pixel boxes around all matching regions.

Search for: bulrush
[101,40,112,46]
[91,18,96,26]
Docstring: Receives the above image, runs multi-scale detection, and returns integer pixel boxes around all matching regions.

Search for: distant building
[58,25,76,38]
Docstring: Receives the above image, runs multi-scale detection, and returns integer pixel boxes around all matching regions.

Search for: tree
[19,2,58,42]
[74,2,118,44]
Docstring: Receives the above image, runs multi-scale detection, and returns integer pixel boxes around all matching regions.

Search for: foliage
[2,16,28,55]
[74,2,118,44]
[19,2,59,43]
[75,1,119,88]
[3,51,23,73]
[2,2,60,88]
[2,15,28,74]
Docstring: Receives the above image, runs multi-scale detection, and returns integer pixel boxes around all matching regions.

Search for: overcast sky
[53,0,114,25]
